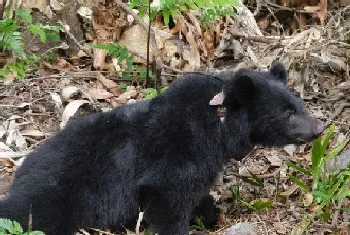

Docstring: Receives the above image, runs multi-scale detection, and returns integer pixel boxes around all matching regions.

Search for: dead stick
[57,20,93,58]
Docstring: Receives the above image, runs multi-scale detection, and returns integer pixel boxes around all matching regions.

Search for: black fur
[0,63,323,235]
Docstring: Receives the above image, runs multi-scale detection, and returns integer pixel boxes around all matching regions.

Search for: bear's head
[221,62,324,147]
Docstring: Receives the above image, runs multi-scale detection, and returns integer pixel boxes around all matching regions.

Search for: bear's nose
[315,122,325,136]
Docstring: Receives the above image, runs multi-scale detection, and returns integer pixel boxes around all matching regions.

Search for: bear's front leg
[142,190,193,235]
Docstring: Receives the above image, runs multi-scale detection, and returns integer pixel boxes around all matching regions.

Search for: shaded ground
[1,64,349,234]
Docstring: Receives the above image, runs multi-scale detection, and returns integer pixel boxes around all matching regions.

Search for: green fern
[0,18,26,59]
[130,0,241,25]
[0,218,45,235]
[0,8,62,79]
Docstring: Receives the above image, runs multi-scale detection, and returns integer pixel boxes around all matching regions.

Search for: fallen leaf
[115,89,138,104]
[265,154,283,167]
[283,145,296,157]
[60,100,89,129]
[304,193,313,206]
[87,88,114,100]
[317,0,327,25]
[50,92,63,112]
[62,86,81,102]
[280,184,299,197]
[185,31,200,70]
[20,129,45,137]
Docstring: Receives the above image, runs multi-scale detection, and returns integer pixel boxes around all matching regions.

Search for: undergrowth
[0,8,62,79]
[0,218,44,235]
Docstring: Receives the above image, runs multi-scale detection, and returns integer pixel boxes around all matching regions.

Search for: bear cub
[0,62,324,235]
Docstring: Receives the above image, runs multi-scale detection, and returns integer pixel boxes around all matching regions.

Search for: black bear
[0,62,323,235]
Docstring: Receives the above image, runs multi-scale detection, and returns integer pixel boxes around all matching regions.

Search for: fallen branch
[57,20,94,58]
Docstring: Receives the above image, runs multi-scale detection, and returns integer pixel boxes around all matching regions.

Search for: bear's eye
[284,108,295,118]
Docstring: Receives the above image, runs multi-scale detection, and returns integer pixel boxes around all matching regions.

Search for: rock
[326,149,350,175]
[224,223,257,235]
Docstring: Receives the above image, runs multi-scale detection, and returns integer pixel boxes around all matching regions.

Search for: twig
[265,1,320,14]
[57,20,93,58]
[89,228,115,235]
[136,211,144,235]
[145,0,152,86]
[0,151,32,159]
[230,34,291,44]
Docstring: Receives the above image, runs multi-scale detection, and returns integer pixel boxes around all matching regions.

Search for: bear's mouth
[295,138,307,144]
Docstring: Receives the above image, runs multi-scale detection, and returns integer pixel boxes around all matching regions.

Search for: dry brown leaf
[92,45,108,69]
[97,73,118,88]
[50,92,63,113]
[20,129,45,137]
[185,11,202,36]
[304,193,313,206]
[238,165,269,176]
[273,222,287,234]
[87,88,114,100]
[178,15,189,36]
[283,145,296,157]
[185,31,200,70]
[62,86,81,102]
[96,73,123,96]
[60,100,90,129]
[52,58,75,71]
[317,0,327,25]
[155,12,165,29]
[280,184,299,197]
[202,28,216,60]
[115,89,138,104]
[169,22,181,35]
[119,24,152,61]
[3,71,17,85]
[265,154,283,167]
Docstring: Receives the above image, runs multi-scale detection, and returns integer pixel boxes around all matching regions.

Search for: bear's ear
[224,75,256,106]
[269,61,287,85]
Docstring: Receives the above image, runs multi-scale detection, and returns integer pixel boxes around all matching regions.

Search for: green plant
[0,8,62,79]
[142,86,168,99]
[0,218,44,235]
[287,124,350,231]
[190,216,207,232]
[130,0,240,25]
[230,184,273,212]
[92,43,154,80]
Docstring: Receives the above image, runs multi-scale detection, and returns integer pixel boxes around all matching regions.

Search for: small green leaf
[326,139,349,161]
[288,173,310,192]
[248,199,273,211]
[162,10,170,26]
[160,86,168,93]
[15,9,33,23]
[28,231,46,235]
[287,161,312,176]
[143,88,158,99]
[29,24,47,43]
[314,211,331,221]
[45,32,60,42]
[321,124,335,155]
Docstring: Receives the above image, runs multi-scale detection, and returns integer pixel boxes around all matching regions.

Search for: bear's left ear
[223,75,256,106]
[270,61,287,85]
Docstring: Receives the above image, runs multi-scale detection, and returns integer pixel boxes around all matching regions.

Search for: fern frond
[1,31,26,59]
